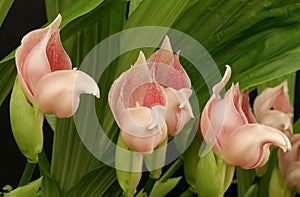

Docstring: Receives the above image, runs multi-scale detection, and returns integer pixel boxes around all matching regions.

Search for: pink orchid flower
[200,65,291,169]
[147,36,194,136]
[253,81,293,135]
[278,134,300,193]
[109,52,168,154]
[15,14,99,118]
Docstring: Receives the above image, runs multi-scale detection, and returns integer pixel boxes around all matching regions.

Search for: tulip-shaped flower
[278,134,300,193]
[147,36,194,136]
[109,52,168,154]
[253,81,293,135]
[15,14,99,118]
[200,65,291,169]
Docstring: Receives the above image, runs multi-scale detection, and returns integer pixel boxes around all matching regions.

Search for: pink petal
[147,36,174,66]
[278,134,300,178]
[200,65,232,150]
[129,82,166,108]
[259,110,293,134]
[117,106,167,137]
[201,66,248,152]
[147,36,191,90]
[221,124,291,169]
[46,30,72,71]
[240,90,256,123]
[165,88,194,136]
[121,124,167,154]
[15,14,62,102]
[120,108,168,154]
[34,69,100,118]
[253,80,293,123]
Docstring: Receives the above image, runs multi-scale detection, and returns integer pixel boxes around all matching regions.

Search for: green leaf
[10,78,43,163]
[0,0,14,27]
[66,166,118,197]
[236,167,256,197]
[5,177,43,197]
[149,177,182,197]
[183,137,201,193]
[244,184,258,197]
[0,58,16,106]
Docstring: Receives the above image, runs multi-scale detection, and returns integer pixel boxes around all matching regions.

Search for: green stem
[18,162,36,186]
[143,177,156,195]
[38,149,50,175]
[179,187,195,197]
[160,157,183,182]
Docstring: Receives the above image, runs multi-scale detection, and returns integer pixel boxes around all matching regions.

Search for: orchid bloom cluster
[108,36,194,154]
[15,14,99,118]
[200,65,291,169]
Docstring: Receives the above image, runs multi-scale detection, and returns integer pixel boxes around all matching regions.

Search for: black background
[0,0,299,194]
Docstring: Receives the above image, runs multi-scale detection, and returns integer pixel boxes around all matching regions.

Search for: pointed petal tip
[161,35,173,52]
[134,51,147,66]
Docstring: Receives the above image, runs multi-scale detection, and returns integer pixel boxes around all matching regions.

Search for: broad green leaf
[172,1,300,109]
[66,166,118,197]
[6,177,43,197]
[149,177,182,197]
[0,0,14,27]
[128,0,143,17]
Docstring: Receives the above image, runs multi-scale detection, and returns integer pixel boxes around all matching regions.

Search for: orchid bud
[254,81,293,135]
[278,134,300,193]
[15,14,99,118]
[200,65,291,169]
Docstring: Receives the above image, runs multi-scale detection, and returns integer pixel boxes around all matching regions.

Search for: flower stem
[18,162,36,186]
[160,157,183,182]
[143,177,156,195]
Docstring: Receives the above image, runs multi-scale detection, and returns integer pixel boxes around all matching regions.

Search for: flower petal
[148,36,191,90]
[34,69,99,118]
[259,110,293,135]
[121,124,167,154]
[165,88,194,135]
[253,80,293,123]
[46,30,72,72]
[221,124,291,169]
[15,14,62,102]
[118,105,167,137]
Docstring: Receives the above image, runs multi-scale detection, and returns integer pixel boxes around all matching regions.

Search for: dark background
[0,0,299,193]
